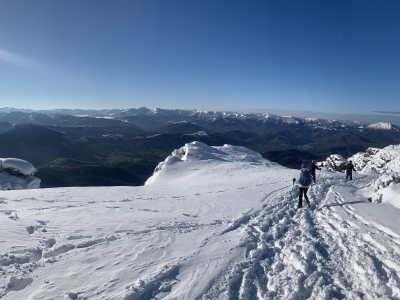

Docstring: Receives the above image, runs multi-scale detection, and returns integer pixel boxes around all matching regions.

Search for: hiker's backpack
[346,163,353,171]
[299,169,312,186]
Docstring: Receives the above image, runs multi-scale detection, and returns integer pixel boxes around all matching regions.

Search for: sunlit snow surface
[1,142,400,299]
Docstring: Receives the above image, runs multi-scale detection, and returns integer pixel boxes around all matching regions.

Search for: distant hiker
[345,160,356,182]
[293,163,312,208]
[308,159,321,183]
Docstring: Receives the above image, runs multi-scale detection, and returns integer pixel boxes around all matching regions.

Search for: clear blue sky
[0,0,399,113]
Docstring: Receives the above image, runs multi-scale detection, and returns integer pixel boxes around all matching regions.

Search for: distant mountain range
[2,107,400,188]
[2,107,400,133]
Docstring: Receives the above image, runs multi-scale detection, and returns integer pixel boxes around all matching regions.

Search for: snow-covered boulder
[0,158,40,190]
[371,173,400,208]
[348,145,400,174]
[1,158,36,177]
[373,173,400,192]
[321,154,347,172]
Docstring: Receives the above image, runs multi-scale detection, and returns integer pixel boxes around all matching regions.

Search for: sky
[0,0,400,115]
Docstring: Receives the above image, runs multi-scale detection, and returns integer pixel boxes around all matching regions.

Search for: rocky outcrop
[321,154,348,172]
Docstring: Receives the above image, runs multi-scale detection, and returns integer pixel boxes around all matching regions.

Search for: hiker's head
[349,160,352,164]
[312,159,316,164]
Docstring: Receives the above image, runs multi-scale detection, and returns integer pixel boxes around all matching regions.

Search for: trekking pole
[292,178,296,201]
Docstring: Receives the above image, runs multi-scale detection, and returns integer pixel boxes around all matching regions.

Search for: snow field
[205,170,400,299]
[0,141,400,299]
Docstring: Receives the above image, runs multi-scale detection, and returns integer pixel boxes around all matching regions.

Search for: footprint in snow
[7,276,33,291]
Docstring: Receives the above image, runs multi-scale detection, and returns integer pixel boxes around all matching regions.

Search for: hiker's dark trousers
[310,172,316,183]
[346,171,353,181]
[299,187,309,207]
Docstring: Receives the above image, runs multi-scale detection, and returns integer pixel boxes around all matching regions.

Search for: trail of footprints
[2,175,400,299]
[0,211,208,298]
[205,177,400,299]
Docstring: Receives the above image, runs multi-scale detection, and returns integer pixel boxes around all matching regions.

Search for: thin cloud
[0,49,45,70]
[371,111,400,115]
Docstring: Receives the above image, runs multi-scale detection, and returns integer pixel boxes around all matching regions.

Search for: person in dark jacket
[295,163,312,208]
[308,159,321,183]
[345,160,356,182]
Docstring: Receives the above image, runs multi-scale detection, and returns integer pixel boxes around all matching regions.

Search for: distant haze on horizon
[1,1,400,114]
[1,105,400,126]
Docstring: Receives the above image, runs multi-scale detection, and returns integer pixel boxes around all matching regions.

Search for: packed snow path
[206,171,400,299]
[0,142,399,299]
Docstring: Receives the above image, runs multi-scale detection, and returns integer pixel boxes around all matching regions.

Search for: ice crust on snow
[1,141,400,299]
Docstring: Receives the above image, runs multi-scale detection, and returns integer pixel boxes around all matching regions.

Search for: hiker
[293,163,312,208]
[308,159,321,183]
[345,160,356,182]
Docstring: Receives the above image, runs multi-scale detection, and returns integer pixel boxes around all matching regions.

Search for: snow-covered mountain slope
[0,122,14,134]
[1,142,400,299]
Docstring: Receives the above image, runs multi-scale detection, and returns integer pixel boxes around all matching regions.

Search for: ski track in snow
[205,173,400,300]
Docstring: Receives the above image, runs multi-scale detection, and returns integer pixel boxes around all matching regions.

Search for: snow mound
[146,141,270,185]
[373,173,400,192]
[0,158,40,190]
[0,122,14,134]
[349,145,400,173]
[371,173,400,208]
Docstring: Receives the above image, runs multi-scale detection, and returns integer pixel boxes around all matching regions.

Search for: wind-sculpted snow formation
[1,141,400,299]
[0,158,40,190]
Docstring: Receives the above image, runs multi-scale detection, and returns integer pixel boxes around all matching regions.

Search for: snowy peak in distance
[3,107,400,134]
[366,122,399,131]
[146,141,278,185]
